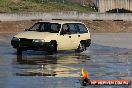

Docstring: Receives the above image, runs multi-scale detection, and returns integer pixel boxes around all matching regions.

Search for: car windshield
[28,22,61,33]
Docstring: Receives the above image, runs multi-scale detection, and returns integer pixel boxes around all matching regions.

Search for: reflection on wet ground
[0,33,132,88]
[14,53,90,77]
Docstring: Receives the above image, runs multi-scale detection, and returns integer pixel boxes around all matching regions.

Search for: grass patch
[0,0,96,13]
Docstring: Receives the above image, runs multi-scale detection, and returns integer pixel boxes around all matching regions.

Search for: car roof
[39,20,83,24]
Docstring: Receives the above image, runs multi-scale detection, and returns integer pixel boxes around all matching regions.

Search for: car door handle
[69,36,71,38]
[78,35,80,37]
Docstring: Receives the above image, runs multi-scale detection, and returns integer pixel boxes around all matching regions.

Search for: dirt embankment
[0,20,132,33]
[0,21,36,33]
[84,21,132,33]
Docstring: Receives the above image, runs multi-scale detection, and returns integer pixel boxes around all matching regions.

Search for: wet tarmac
[0,33,132,88]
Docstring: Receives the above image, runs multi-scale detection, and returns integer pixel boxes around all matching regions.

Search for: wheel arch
[50,40,57,44]
[50,40,58,48]
[80,39,91,47]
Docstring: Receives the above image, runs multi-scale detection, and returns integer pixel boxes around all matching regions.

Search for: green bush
[0,0,96,12]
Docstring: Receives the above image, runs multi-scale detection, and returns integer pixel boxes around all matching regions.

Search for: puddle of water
[13,53,91,77]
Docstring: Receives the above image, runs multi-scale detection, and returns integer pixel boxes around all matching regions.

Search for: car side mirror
[25,29,28,31]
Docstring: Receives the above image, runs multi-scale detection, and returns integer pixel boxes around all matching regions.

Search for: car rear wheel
[75,42,86,53]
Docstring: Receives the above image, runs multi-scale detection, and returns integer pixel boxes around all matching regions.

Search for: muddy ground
[0,20,132,33]
[0,33,132,88]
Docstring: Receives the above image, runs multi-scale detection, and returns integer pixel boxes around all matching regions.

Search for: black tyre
[75,42,86,53]
[17,48,22,55]
[48,41,57,54]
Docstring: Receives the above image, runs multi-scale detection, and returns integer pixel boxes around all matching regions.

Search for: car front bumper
[11,40,50,51]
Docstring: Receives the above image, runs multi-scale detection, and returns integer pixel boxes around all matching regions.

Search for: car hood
[14,31,58,39]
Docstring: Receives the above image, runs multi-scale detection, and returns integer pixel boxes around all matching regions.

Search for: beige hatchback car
[11,20,91,55]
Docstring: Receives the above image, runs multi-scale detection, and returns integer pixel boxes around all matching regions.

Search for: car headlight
[32,39,45,42]
[12,37,20,41]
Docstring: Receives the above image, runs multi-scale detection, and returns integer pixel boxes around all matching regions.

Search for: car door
[66,23,79,49]
[68,23,90,49]
[57,24,74,50]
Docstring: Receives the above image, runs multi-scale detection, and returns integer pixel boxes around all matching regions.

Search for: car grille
[20,38,33,46]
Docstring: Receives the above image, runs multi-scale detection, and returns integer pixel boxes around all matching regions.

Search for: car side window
[60,23,78,35]
[68,24,77,34]
[77,24,88,33]
[40,23,45,31]
[33,22,61,33]
[60,24,70,35]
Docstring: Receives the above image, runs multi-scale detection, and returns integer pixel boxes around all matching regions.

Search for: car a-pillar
[48,40,57,54]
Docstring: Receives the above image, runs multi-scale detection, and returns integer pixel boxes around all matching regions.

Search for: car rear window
[77,24,88,33]
[61,23,88,34]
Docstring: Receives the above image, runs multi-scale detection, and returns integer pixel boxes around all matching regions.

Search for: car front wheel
[48,41,57,54]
